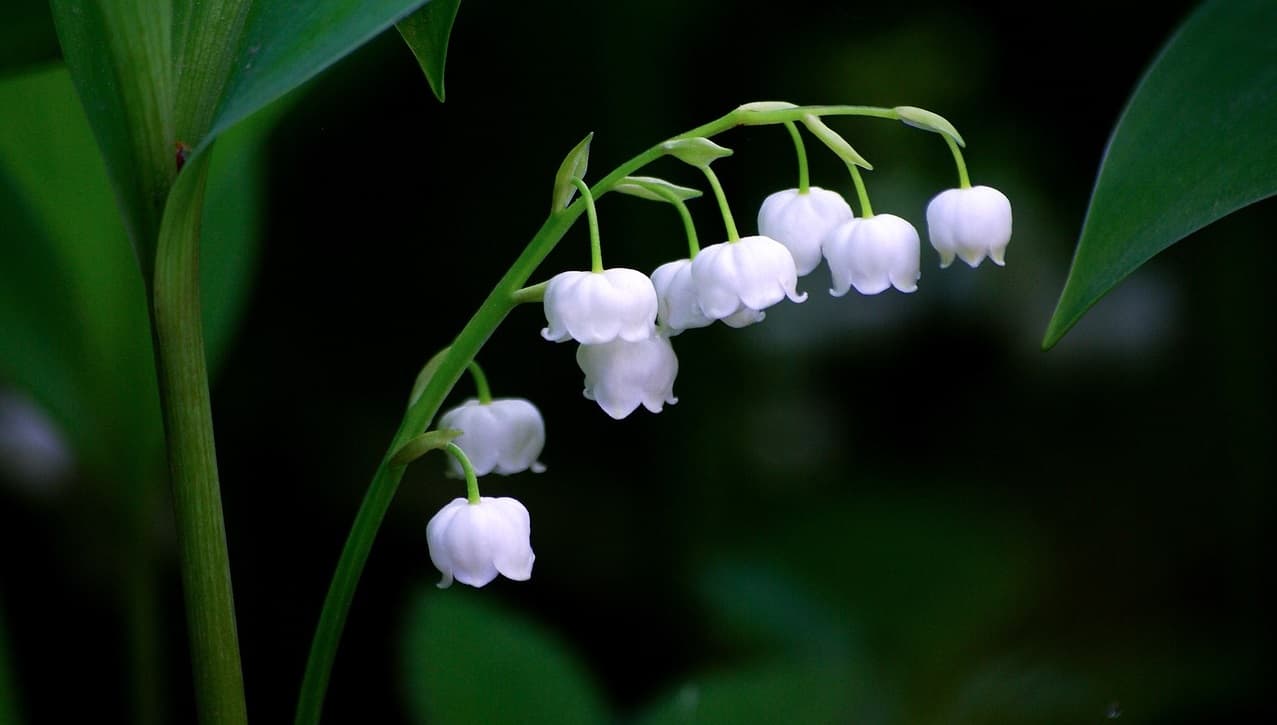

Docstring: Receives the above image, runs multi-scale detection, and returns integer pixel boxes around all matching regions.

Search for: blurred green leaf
[397,0,462,102]
[0,0,59,75]
[696,561,854,661]
[0,65,157,472]
[636,662,858,725]
[401,589,609,725]
[0,66,274,475]
[1043,0,1277,348]
[0,165,87,444]
[48,0,176,270]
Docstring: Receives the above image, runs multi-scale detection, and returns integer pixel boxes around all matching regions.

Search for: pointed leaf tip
[397,0,463,103]
[894,106,965,147]
[1042,0,1277,347]
[551,132,594,212]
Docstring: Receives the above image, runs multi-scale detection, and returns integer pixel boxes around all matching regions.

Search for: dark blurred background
[3,0,1275,722]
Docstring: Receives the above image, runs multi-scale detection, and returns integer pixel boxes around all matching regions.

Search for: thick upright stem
[151,154,248,725]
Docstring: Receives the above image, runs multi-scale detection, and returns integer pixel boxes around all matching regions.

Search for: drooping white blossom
[823,214,921,295]
[427,496,535,588]
[576,333,678,419]
[541,268,658,344]
[757,187,854,275]
[437,398,546,476]
[650,258,712,334]
[690,235,807,328]
[925,185,1013,268]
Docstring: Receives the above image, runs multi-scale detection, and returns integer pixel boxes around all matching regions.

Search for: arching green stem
[443,443,481,504]
[700,165,739,241]
[294,101,949,725]
[945,134,971,189]
[466,361,492,404]
[783,121,810,194]
[572,177,603,272]
[847,162,874,218]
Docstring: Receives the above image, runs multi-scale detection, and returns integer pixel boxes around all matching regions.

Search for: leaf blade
[1043,0,1277,348]
[396,0,462,102]
[202,0,433,153]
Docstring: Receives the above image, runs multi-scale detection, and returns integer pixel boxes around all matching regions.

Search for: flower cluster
[421,104,1014,589]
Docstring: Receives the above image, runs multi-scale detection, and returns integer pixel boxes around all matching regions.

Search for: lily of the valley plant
[379,102,1013,610]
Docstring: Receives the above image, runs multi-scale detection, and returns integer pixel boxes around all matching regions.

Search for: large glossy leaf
[0,0,59,75]
[201,0,432,153]
[396,0,462,102]
[1042,0,1277,348]
[401,590,609,725]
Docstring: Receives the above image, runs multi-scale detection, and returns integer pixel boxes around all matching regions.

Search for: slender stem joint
[700,165,739,242]
[444,442,481,504]
[847,163,874,218]
[467,361,492,404]
[783,121,810,194]
[572,177,603,272]
[945,134,971,189]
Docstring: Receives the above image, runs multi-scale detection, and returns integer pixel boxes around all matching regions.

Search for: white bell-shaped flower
[576,333,678,419]
[650,259,713,334]
[823,214,921,296]
[757,187,854,276]
[690,235,807,328]
[426,496,535,588]
[437,398,546,477]
[925,185,1013,268]
[541,268,658,344]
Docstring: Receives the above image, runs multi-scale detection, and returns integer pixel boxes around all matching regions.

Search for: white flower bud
[925,185,1013,268]
[650,259,713,334]
[437,398,546,476]
[426,496,535,588]
[823,214,921,296]
[576,333,678,420]
[690,235,807,327]
[541,268,658,344]
[757,187,854,275]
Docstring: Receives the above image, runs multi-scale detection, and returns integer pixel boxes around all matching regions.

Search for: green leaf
[662,137,733,167]
[551,132,594,212]
[1042,0,1277,348]
[48,0,177,271]
[800,114,872,170]
[613,176,704,203]
[636,663,858,725]
[0,66,272,476]
[402,590,609,725]
[0,0,59,76]
[894,105,965,147]
[396,0,462,102]
[202,0,433,154]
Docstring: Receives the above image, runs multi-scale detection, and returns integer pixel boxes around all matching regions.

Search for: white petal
[651,259,713,333]
[690,236,805,327]
[757,187,853,276]
[541,269,658,344]
[426,498,469,588]
[576,335,679,419]
[485,497,534,581]
[438,398,546,477]
[925,186,1012,269]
